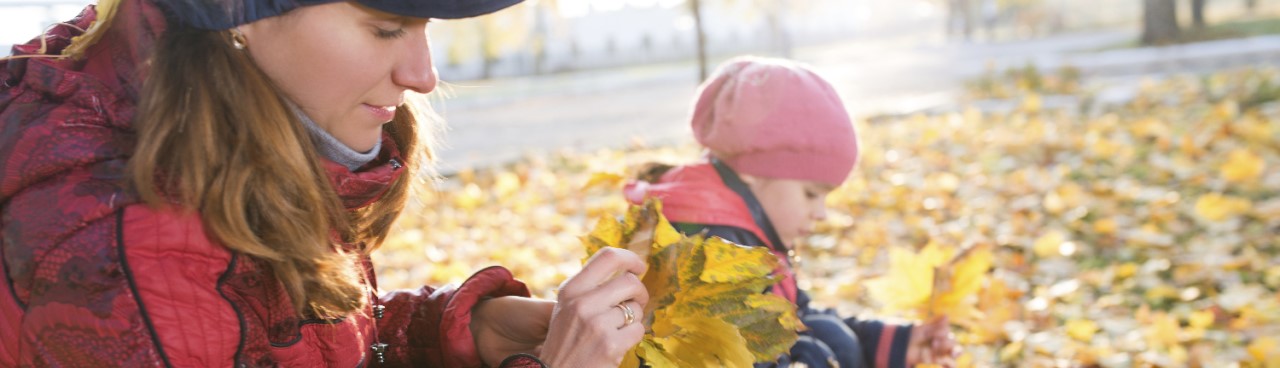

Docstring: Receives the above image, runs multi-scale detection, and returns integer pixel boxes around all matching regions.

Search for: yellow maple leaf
[625,340,673,368]
[1066,319,1099,342]
[583,171,625,190]
[746,294,806,331]
[1033,231,1067,258]
[1093,217,1118,235]
[957,278,1019,345]
[1188,310,1215,330]
[931,244,994,320]
[866,247,936,312]
[1249,337,1280,366]
[452,183,485,210]
[493,171,522,199]
[868,242,992,321]
[956,352,976,368]
[586,199,800,367]
[1220,149,1265,183]
[1146,312,1181,350]
[1044,183,1085,214]
[1023,93,1042,113]
[701,239,777,283]
[1194,193,1252,222]
[580,216,622,262]
[1115,262,1139,279]
[647,312,754,367]
[999,341,1024,363]
[1212,99,1239,121]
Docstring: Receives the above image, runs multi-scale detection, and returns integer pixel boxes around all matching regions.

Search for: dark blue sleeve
[673,222,768,248]
[844,317,913,368]
[681,223,912,366]
[797,289,914,368]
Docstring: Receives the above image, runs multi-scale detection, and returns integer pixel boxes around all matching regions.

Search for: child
[624,57,957,368]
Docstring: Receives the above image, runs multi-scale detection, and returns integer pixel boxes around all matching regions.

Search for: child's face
[742,176,836,246]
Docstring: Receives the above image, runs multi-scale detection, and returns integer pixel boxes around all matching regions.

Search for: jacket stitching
[216,252,247,365]
[116,208,175,368]
[436,265,508,367]
[1,232,28,311]
[268,317,348,348]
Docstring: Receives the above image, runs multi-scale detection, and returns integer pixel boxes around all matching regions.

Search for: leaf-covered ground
[373,66,1280,367]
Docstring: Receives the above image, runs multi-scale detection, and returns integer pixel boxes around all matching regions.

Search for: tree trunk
[1192,0,1208,28]
[690,0,708,82]
[946,0,975,41]
[1142,0,1181,45]
[1246,0,1257,12]
[532,5,549,74]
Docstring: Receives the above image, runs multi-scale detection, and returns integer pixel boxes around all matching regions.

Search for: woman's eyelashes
[374,27,407,39]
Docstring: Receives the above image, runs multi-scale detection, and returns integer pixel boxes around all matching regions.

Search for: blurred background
[5,0,1279,172]
[5,1,1280,366]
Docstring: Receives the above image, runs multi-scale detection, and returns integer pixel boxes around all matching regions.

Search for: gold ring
[616,302,635,328]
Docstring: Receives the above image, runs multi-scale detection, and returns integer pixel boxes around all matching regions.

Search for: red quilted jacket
[0,2,539,367]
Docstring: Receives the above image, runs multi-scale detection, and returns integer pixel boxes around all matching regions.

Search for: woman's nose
[393,29,437,94]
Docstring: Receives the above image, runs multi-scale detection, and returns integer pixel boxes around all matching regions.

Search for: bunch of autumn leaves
[583,200,993,366]
[580,200,802,366]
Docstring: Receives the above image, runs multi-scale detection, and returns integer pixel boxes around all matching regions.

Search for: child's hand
[906,316,959,367]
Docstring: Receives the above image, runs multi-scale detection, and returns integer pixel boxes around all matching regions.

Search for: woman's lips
[363,103,396,121]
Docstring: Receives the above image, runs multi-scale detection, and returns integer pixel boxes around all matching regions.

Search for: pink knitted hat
[691,57,859,186]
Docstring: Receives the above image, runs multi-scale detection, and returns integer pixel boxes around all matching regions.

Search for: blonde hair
[128,27,428,317]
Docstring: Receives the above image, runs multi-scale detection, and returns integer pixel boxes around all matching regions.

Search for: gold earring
[230,28,248,50]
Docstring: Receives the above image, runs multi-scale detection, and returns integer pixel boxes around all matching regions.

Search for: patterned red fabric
[1,1,533,366]
[498,354,548,368]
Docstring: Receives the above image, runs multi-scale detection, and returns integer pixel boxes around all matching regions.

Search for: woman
[0,0,647,366]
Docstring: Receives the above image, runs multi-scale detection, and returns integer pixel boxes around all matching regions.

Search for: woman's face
[240,2,436,152]
[742,176,835,247]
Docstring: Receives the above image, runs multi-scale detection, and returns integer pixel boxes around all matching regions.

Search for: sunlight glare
[557,0,590,18]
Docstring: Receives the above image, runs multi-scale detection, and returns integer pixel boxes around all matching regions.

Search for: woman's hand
[539,248,650,367]
[906,316,960,367]
[471,296,556,367]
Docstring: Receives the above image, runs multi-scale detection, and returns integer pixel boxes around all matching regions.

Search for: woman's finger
[605,309,647,364]
[560,248,645,297]
[618,313,646,346]
[562,273,648,325]
[603,300,642,330]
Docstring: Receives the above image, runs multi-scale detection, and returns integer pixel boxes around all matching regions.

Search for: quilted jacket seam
[0,232,25,311]
[116,207,174,368]
[215,252,247,365]
[269,317,348,348]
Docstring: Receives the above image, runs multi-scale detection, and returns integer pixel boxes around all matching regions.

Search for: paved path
[434,28,1280,172]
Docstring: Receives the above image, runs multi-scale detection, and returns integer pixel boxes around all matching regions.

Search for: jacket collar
[323,131,406,210]
[623,160,786,251]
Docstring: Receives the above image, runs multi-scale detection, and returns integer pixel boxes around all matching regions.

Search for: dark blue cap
[158,0,524,30]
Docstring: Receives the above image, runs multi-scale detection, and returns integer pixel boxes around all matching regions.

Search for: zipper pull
[371,342,388,364]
